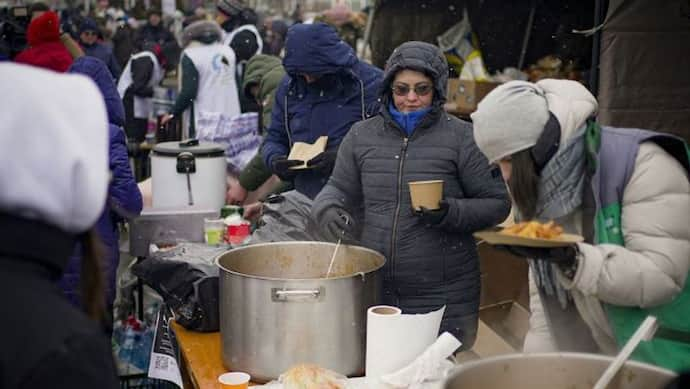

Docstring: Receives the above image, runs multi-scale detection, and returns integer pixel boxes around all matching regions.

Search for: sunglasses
[82,31,98,36]
[392,83,433,97]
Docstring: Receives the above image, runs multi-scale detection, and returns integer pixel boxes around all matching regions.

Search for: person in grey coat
[311,41,511,349]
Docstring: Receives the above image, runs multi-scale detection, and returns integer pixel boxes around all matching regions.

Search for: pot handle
[271,287,323,302]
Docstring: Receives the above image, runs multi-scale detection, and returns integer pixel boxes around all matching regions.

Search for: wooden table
[170,243,528,388]
[171,322,258,388]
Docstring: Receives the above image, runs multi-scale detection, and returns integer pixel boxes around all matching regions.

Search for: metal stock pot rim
[444,352,677,385]
[214,241,386,281]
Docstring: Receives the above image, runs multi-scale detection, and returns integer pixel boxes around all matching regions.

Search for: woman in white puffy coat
[470,79,690,371]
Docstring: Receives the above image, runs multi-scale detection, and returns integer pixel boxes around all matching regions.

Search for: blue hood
[282,22,357,76]
[69,57,125,126]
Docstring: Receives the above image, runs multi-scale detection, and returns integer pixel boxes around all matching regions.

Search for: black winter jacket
[312,41,510,348]
[0,214,119,389]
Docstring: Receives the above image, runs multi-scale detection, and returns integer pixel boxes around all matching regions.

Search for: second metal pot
[216,242,385,383]
[443,353,676,389]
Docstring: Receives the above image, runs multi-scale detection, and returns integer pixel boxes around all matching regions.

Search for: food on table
[280,364,344,389]
[500,220,564,239]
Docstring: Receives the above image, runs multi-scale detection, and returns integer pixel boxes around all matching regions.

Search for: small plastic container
[218,372,250,388]
[204,218,225,245]
[145,132,156,145]
[224,214,250,245]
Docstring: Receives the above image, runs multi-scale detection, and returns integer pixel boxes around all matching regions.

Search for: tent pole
[589,0,605,96]
[359,1,376,59]
[518,0,536,70]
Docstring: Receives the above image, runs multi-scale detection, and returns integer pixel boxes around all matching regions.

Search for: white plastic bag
[196,111,261,174]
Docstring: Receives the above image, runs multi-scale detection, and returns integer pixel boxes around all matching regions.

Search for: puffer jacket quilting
[241,54,282,99]
[314,108,511,347]
[312,41,511,346]
[259,66,286,127]
[61,57,142,309]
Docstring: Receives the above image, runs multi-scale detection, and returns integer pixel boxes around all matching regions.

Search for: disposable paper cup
[218,372,250,389]
[408,180,443,210]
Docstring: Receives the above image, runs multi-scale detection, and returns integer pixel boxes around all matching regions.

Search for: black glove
[321,206,356,242]
[306,150,338,174]
[271,155,302,181]
[494,244,578,267]
[413,200,449,226]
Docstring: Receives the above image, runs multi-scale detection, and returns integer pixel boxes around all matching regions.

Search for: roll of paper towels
[365,305,446,378]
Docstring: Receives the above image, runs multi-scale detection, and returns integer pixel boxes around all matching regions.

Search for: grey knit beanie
[182,20,223,47]
[217,0,244,16]
[471,80,549,163]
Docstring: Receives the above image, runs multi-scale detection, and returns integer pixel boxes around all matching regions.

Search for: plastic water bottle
[117,316,144,374]
[117,327,135,372]
[131,330,150,371]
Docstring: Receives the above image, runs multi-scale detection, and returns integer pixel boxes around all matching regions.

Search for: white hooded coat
[516,80,690,354]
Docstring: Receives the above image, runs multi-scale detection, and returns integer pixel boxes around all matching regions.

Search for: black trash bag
[248,190,323,243]
[248,190,364,244]
[131,243,227,332]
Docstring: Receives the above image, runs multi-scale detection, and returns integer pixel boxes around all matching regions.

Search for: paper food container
[408,180,444,210]
[287,136,328,170]
[473,229,584,248]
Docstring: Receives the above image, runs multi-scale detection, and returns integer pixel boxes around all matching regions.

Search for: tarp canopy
[369,0,593,75]
[597,0,690,142]
[370,0,690,142]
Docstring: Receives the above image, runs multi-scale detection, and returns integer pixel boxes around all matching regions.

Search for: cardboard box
[456,302,529,361]
[446,79,501,115]
[478,243,529,309]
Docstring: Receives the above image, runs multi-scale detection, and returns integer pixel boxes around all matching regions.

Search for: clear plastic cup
[204,218,225,245]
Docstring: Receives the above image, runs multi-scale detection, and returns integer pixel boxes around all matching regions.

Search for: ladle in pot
[326,215,350,278]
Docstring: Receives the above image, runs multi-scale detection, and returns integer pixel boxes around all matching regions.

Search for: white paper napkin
[380,332,461,388]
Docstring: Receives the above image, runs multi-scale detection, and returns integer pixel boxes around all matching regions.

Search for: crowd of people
[1,0,689,387]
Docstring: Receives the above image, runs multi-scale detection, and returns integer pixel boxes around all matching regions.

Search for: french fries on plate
[500,221,564,240]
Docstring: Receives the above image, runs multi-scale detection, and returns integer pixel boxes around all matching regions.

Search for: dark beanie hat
[217,0,244,16]
[79,18,99,34]
[147,8,162,17]
[29,2,50,15]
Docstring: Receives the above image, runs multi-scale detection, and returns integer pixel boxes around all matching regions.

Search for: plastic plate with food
[474,221,583,248]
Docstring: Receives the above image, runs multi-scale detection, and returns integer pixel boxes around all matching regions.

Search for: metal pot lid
[153,139,225,157]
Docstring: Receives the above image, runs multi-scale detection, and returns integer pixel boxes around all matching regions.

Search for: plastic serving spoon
[593,315,658,389]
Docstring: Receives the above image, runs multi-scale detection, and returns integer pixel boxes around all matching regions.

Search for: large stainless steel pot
[216,242,385,383]
[444,353,676,389]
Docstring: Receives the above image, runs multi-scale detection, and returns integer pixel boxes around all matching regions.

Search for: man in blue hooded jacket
[261,22,382,199]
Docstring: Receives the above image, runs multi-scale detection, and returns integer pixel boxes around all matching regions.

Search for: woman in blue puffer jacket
[62,57,143,319]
